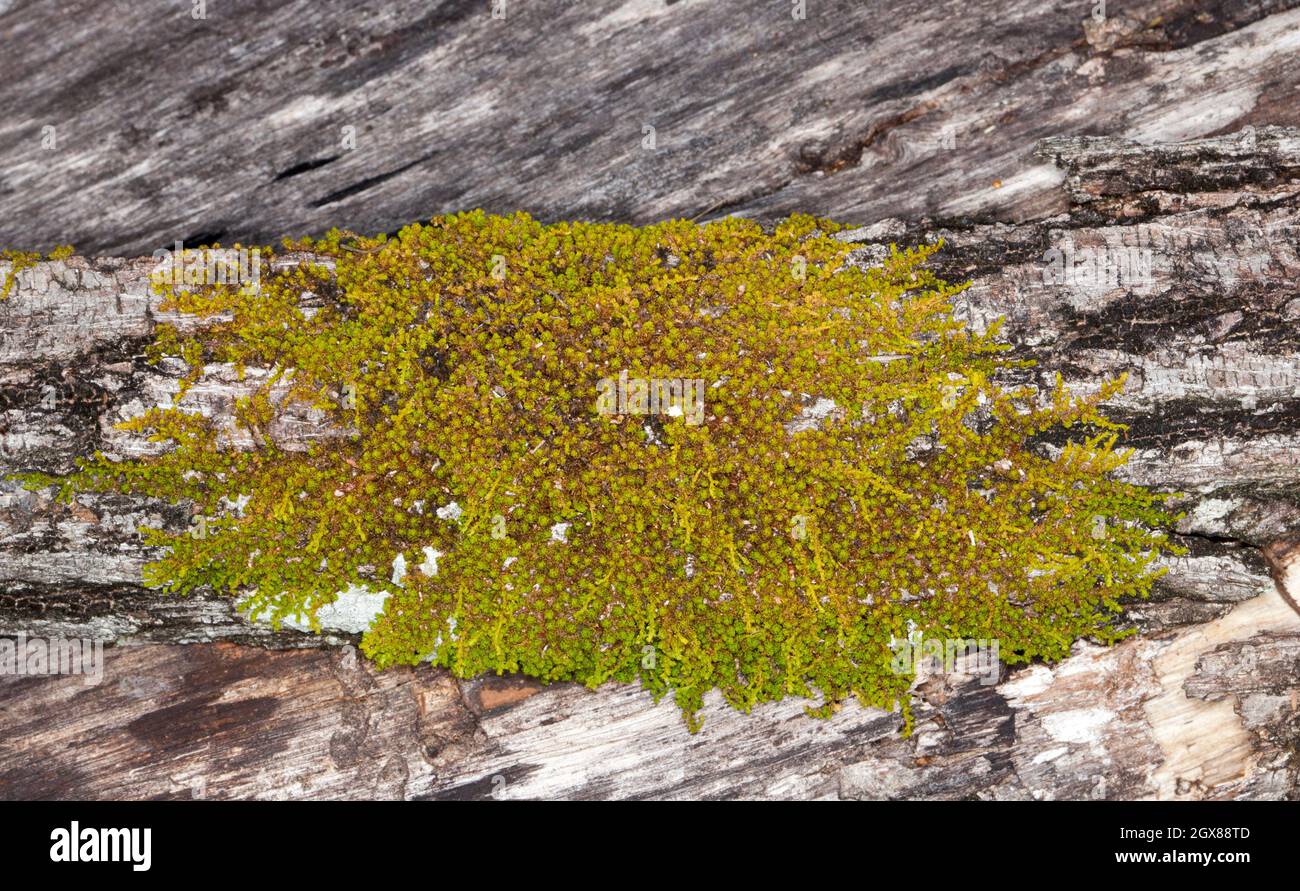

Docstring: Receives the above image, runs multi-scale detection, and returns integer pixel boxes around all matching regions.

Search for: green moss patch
[26,212,1180,729]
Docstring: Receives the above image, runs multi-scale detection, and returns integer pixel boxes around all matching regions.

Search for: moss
[1,250,41,301]
[27,212,1182,729]
[0,245,76,300]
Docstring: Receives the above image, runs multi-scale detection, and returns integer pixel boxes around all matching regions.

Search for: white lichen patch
[419,546,441,577]
[219,493,251,517]
[784,396,840,434]
[1181,496,1241,532]
[1041,707,1116,745]
[998,663,1055,700]
[242,583,390,634]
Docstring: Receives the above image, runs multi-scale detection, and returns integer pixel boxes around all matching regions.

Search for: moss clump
[32,212,1180,729]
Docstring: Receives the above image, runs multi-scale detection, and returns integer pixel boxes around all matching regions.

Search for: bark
[2,126,1298,800]
[2,1,1299,256]
[2,0,1300,798]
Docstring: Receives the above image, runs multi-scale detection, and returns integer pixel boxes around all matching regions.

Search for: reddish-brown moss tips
[30,212,1181,729]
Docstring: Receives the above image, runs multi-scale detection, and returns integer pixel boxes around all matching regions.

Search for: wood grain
[2,0,1299,255]
[2,0,1299,799]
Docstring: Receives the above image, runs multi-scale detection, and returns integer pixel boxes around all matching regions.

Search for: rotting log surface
[2,127,1298,800]
[2,0,1300,800]
[3,0,1300,256]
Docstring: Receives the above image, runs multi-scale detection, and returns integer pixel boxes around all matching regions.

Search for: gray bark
[2,0,1299,256]
[2,0,1299,799]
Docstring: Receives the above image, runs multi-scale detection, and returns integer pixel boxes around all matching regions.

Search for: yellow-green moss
[32,212,1181,729]
[0,250,41,301]
[0,245,76,300]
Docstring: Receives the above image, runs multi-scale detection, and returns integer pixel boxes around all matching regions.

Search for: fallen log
[2,0,1300,256]
[2,125,1299,799]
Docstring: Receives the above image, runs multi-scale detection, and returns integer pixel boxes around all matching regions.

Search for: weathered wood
[1,567,1295,800]
[3,126,1299,800]
[3,0,1300,798]
[5,128,1297,644]
[1,0,1299,256]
